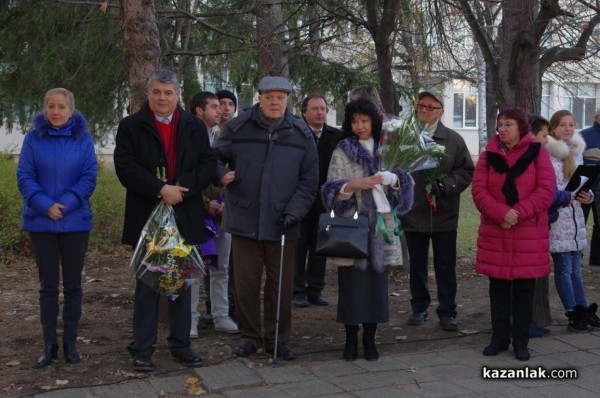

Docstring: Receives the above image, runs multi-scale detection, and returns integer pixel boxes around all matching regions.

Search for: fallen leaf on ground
[56,380,69,386]
[5,360,20,367]
[186,377,199,385]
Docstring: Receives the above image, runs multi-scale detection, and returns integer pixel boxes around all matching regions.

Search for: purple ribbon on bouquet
[198,215,219,270]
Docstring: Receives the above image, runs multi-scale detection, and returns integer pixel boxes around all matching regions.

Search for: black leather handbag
[315,208,369,258]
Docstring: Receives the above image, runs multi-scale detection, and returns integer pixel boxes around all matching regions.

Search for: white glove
[379,171,398,186]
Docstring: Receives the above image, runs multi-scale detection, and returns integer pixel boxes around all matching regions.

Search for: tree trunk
[365,0,401,116]
[255,0,289,78]
[120,0,162,114]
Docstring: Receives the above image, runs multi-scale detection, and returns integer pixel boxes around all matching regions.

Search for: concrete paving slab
[308,360,365,379]
[276,379,343,397]
[32,387,92,398]
[257,364,313,384]
[544,349,600,366]
[194,362,262,392]
[148,373,197,395]
[222,385,293,398]
[528,335,582,354]
[90,380,157,397]
[400,379,473,398]
[553,331,600,350]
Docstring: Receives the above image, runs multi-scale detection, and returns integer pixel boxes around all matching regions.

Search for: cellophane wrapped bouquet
[378,114,446,211]
[130,204,205,300]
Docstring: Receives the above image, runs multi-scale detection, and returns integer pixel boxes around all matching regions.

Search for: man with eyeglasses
[212,76,318,360]
[402,90,474,332]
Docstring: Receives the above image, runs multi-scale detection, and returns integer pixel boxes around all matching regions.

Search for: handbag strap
[331,191,360,219]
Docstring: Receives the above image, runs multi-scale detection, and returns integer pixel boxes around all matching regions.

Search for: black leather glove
[277,214,299,234]
[430,179,446,197]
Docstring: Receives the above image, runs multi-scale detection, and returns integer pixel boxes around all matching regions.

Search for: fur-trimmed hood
[545,133,586,161]
[33,111,88,139]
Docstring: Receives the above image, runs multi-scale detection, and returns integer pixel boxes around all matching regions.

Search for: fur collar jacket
[545,133,586,161]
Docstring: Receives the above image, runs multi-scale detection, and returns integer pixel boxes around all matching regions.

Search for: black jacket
[114,102,216,245]
[306,123,344,219]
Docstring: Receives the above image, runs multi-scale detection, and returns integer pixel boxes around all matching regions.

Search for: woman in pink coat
[472,107,555,361]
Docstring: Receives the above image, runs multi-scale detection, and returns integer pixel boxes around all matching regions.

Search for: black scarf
[486,143,541,206]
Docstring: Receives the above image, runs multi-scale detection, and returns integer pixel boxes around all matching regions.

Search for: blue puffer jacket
[17,111,97,233]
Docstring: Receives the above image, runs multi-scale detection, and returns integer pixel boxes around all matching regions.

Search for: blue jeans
[551,251,588,312]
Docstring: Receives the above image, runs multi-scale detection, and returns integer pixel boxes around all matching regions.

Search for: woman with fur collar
[320,98,414,362]
[546,110,600,332]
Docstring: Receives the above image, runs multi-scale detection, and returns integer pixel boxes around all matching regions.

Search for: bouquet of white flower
[378,115,447,212]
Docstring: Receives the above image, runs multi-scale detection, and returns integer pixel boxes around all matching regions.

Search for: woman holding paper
[546,110,600,332]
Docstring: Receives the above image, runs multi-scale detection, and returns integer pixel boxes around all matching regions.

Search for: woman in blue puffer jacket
[17,88,97,368]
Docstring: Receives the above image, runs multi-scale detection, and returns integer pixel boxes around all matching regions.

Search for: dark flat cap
[258,76,292,94]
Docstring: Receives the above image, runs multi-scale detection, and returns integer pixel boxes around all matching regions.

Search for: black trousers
[127,273,192,358]
[293,217,326,297]
[30,232,89,345]
[406,231,457,319]
[583,203,600,265]
[488,277,535,348]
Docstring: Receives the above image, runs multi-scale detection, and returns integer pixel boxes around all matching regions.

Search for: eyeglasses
[416,103,442,112]
[496,123,517,131]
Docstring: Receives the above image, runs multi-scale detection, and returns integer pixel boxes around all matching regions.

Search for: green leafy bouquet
[378,115,446,211]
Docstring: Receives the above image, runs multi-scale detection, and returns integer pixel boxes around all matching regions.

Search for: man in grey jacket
[213,76,318,360]
[402,90,474,332]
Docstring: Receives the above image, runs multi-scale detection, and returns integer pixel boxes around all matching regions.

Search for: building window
[541,82,550,120]
[453,92,477,128]
[563,84,597,129]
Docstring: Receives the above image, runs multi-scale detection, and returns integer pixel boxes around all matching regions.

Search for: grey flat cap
[258,76,292,94]
[418,90,445,108]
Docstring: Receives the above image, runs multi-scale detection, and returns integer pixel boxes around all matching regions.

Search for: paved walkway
[31,331,600,397]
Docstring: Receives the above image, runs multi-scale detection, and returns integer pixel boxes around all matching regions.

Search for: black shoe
[266,343,296,360]
[171,351,203,367]
[307,294,329,306]
[233,341,258,357]
[440,316,458,331]
[587,303,600,328]
[63,344,81,364]
[132,356,154,372]
[407,312,429,326]
[482,342,509,356]
[293,295,308,307]
[514,346,530,361]
[36,344,58,368]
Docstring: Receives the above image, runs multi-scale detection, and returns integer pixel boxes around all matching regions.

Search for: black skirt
[336,265,389,325]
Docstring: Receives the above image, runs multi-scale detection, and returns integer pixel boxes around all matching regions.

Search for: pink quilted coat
[472,134,555,280]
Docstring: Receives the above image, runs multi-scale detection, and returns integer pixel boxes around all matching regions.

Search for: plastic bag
[130,204,205,300]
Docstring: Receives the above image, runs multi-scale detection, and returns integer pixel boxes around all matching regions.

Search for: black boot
[587,303,600,328]
[514,345,530,361]
[36,343,58,368]
[63,344,81,364]
[482,340,510,356]
[343,325,358,361]
[362,323,379,361]
[567,305,592,332]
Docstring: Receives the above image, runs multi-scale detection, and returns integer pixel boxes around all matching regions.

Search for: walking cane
[272,233,285,367]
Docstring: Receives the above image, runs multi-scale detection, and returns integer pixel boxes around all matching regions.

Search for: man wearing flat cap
[402,90,474,332]
[213,75,318,360]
